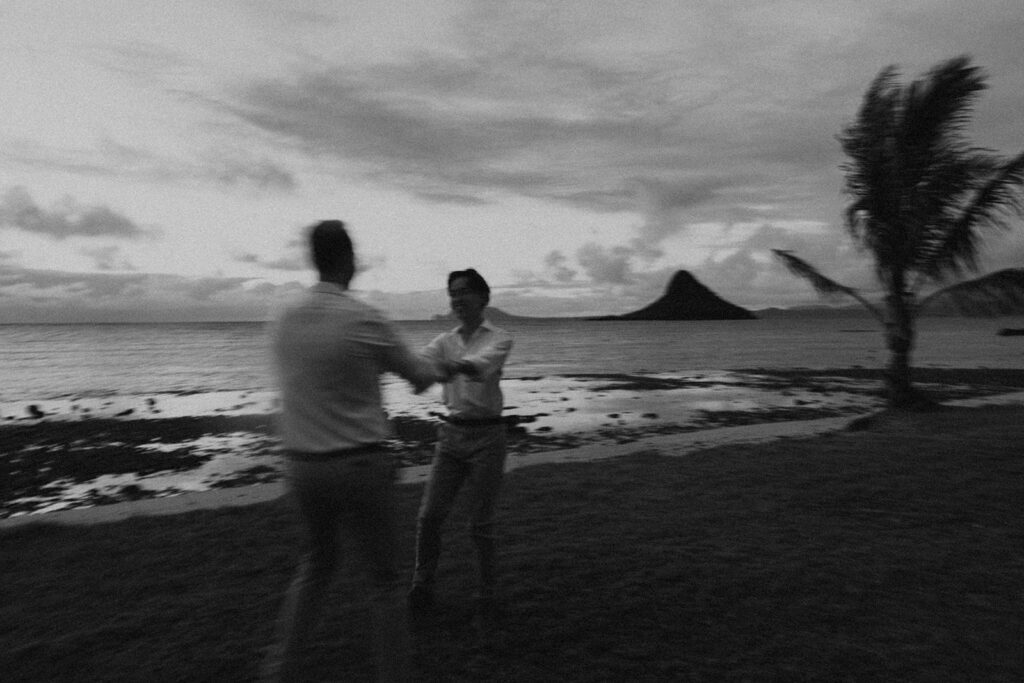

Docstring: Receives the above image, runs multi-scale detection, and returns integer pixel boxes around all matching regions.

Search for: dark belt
[287,442,386,461]
[440,415,506,426]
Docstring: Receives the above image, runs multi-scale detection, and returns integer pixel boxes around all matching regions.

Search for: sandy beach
[0,414,857,529]
[4,368,876,519]
[4,366,1024,528]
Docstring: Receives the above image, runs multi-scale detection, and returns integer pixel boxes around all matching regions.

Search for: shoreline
[5,388,1024,531]
[0,415,858,530]
[3,367,1024,521]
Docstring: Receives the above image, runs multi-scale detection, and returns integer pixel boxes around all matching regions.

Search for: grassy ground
[2,404,1023,681]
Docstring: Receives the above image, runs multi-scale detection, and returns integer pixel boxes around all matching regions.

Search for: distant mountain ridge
[431,306,536,322]
[589,271,756,321]
[754,304,874,318]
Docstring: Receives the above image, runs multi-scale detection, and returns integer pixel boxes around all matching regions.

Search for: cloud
[214,4,865,230]
[575,243,636,285]
[0,186,150,240]
[0,266,304,323]
[217,49,772,221]
[519,208,1023,313]
[499,264,683,316]
[356,287,448,321]
[206,155,297,190]
[512,249,582,287]
[0,267,151,300]
[690,222,880,307]
[7,1,1023,320]
[235,252,307,271]
[411,190,491,207]
[572,236,668,286]
[493,284,647,318]
[209,1,1024,267]
[632,176,732,243]
[92,40,197,81]
[5,139,297,192]
[186,276,254,301]
[361,280,660,319]
[235,238,386,275]
[514,220,880,309]
[80,245,137,271]
[690,218,1024,309]
[543,250,576,283]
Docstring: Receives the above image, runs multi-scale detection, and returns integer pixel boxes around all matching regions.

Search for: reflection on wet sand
[4,369,1014,519]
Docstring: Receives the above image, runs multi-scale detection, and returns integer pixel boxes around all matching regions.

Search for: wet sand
[0,415,859,529]
[3,368,1023,522]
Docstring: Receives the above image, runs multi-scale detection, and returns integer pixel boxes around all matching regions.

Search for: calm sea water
[1,316,1023,402]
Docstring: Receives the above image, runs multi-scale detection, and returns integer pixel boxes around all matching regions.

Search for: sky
[2,0,1023,322]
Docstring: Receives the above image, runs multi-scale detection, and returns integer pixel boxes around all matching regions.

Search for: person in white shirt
[261,220,439,683]
[408,269,514,615]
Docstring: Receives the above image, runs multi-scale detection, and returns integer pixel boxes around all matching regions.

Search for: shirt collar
[452,318,493,335]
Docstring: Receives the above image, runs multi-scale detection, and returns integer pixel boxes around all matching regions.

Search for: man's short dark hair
[309,220,354,280]
[448,268,490,302]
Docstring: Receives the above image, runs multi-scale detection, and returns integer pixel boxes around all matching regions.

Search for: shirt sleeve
[462,330,513,381]
[419,333,451,381]
[357,316,442,392]
[420,333,447,364]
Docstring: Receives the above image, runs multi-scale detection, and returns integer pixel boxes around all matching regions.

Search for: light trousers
[412,423,507,594]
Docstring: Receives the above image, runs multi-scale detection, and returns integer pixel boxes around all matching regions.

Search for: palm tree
[773,55,1024,407]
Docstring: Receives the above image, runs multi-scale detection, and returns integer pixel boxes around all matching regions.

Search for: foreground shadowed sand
[1,402,1022,681]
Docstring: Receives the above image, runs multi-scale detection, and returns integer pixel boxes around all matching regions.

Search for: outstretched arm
[362,318,444,393]
[459,332,513,381]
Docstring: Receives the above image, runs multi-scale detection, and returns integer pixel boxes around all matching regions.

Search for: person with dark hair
[261,219,439,682]
[409,268,513,616]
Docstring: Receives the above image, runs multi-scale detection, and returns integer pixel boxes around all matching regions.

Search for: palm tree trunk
[883,292,918,407]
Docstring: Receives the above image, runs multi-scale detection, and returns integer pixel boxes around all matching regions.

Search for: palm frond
[908,153,992,281]
[772,250,883,321]
[920,151,1024,280]
[839,66,901,247]
[901,56,986,159]
[919,268,1024,316]
[893,58,986,274]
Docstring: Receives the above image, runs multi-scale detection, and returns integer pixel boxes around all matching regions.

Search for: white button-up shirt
[422,320,513,419]
[271,282,439,452]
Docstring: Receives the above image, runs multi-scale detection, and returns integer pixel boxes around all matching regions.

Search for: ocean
[1,315,1023,403]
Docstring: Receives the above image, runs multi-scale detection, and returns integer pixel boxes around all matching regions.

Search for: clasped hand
[441,359,477,379]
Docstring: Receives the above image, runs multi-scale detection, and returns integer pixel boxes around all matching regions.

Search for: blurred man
[409,269,513,616]
[261,220,439,682]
